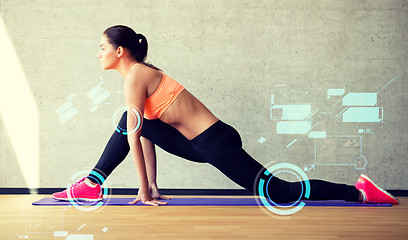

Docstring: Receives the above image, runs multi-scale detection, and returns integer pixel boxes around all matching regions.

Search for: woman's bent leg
[190,120,360,203]
[88,111,205,184]
[87,112,130,185]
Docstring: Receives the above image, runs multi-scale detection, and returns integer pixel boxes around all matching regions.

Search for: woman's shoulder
[127,63,162,83]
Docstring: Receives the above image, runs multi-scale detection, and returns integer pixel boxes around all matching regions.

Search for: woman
[52,25,399,206]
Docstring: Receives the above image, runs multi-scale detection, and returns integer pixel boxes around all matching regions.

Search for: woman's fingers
[144,200,159,206]
[128,198,140,204]
[154,199,168,205]
[143,199,168,206]
[158,195,171,200]
[128,196,168,206]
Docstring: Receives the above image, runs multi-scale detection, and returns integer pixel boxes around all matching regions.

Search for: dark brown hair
[103,25,160,71]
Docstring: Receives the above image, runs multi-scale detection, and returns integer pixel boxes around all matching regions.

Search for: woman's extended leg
[88,111,205,185]
[190,120,360,203]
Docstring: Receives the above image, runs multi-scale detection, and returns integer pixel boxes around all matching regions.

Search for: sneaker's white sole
[52,196,103,202]
[360,174,399,203]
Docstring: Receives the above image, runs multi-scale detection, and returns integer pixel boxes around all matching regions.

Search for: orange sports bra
[144,73,185,120]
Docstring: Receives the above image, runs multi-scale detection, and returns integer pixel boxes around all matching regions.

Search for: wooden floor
[0,195,407,240]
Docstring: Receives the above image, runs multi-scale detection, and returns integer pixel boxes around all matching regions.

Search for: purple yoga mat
[32,197,392,207]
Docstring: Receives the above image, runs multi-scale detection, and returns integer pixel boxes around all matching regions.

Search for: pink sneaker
[52,177,103,202]
[355,174,399,205]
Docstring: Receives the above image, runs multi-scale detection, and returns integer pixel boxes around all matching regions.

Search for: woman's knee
[263,177,295,203]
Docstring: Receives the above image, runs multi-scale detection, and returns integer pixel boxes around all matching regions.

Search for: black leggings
[88,111,360,203]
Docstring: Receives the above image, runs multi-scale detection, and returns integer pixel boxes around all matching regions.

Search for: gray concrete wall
[0,0,407,190]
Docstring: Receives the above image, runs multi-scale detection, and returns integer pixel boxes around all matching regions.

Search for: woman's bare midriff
[159,89,219,140]
[135,64,219,140]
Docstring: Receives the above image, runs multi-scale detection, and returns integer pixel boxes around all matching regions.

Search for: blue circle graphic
[256,163,310,216]
[265,170,304,208]
[113,106,142,136]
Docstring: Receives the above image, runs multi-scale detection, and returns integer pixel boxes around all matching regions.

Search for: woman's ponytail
[134,33,148,63]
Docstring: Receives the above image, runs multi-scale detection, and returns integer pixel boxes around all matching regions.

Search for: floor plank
[0,195,407,239]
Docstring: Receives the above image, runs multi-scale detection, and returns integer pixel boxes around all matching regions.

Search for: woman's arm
[127,129,149,191]
[124,68,167,206]
[141,137,157,186]
[141,137,171,200]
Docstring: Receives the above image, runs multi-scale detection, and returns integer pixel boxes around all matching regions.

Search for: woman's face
[97,35,118,70]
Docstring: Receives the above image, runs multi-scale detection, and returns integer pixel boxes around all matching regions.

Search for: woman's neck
[115,59,139,78]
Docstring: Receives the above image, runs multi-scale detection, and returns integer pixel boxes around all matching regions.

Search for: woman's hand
[128,188,168,206]
[150,184,171,200]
